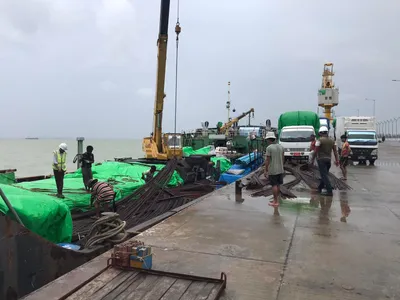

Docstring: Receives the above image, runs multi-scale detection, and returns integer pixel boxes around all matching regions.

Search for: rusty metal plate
[58,261,227,300]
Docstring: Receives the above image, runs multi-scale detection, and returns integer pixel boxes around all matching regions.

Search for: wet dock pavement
[24,142,400,300]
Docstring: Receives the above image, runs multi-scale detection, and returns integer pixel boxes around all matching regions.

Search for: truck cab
[279,125,315,162]
[335,116,378,165]
[343,130,378,165]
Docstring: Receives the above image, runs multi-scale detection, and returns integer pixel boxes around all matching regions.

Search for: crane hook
[175,22,181,39]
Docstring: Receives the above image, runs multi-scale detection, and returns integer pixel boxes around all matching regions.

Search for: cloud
[0,0,400,139]
[100,80,118,92]
[136,88,154,98]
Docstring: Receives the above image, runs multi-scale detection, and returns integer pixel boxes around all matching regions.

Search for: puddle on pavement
[272,191,352,223]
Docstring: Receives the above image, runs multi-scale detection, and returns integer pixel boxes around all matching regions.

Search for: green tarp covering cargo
[0,155,229,244]
[182,146,232,173]
[0,171,15,184]
[0,162,185,243]
[0,183,72,243]
[278,111,321,135]
[15,162,184,212]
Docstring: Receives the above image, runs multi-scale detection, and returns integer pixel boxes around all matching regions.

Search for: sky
[0,0,399,139]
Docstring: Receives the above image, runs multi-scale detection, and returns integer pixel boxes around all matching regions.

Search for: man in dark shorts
[80,145,95,191]
[339,134,351,180]
[311,126,339,196]
[264,131,285,207]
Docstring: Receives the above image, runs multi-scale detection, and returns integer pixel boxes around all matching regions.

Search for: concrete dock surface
[24,142,400,300]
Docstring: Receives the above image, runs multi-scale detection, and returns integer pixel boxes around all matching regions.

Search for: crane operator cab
[142,133,183,160]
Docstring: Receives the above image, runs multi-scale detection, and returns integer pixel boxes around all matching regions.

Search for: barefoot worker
[339,135,351,180]
[264,131,285,208]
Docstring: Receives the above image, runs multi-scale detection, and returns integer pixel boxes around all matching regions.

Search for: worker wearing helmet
[52,143,68,198]
[311,126,339,196]
[87,179,116,218]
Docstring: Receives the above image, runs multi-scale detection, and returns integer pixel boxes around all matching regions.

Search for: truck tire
[369,159,375,165]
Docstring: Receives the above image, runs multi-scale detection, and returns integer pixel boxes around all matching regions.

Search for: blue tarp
[219,166,255,184]
[219,152,264,184]
[234,152,263,166]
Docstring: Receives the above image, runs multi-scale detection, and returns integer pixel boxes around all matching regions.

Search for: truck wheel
[369,160,375,165]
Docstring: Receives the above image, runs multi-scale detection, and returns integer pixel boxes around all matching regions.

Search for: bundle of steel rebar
[248,162,351,198]
[72,159,215,238]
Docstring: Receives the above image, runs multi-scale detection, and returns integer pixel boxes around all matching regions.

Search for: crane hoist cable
[173,0,181,154]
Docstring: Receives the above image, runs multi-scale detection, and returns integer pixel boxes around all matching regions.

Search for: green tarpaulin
[182,146,232,173]
[278,111,320,134]
[0,183,72,243]
[0,172,15,184]
[15,162,184,212]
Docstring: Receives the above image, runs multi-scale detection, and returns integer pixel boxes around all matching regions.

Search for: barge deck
[23,142,400,299]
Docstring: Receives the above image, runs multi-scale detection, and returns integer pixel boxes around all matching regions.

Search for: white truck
[279,125,315,162]
[334,116,378,165]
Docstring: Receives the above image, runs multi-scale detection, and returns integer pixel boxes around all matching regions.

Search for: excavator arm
[219,108,255,133]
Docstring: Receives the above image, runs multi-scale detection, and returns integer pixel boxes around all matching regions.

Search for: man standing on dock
[311,126,339,196]
[52,143,68,198]
[264,132,285,208]
[80,145,95,191]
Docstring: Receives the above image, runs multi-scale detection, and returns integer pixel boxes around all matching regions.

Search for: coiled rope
[84,212,127,249]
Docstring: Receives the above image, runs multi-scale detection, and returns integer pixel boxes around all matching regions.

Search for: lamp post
[395,117,399,138]
[386,120,390,136]
[383,120,387,136]
[365,98,376,117]
[377,121,381,137]
[390,119,395,137]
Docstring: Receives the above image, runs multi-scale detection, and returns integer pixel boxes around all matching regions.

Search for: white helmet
[265,131,276,140]
[59,143,68,151]
[319,126,329,133]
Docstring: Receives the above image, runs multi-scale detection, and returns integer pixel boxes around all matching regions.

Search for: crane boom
[142,0,183,160]
[219,108,255,133]
[153,0,170,153]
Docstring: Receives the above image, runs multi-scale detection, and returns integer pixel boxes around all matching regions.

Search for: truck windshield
[347,132,376,140]
[280,130,314,142]
[320,119,330,129]
[347,131,377,145]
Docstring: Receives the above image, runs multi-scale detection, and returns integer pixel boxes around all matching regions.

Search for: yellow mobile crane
[317,62,339,120]
[142,0,183,160]
[218,108,255,134]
